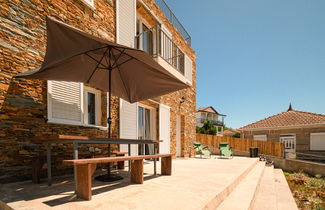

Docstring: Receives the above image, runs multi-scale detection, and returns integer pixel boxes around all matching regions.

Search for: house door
[138,106,154,155]
[141,24,153,55]
[176,115,181,157]
[280,135,296,153]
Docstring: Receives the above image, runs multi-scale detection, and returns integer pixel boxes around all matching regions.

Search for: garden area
[284,171,325,210]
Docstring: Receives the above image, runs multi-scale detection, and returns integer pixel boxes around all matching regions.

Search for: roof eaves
[238,122,325,131]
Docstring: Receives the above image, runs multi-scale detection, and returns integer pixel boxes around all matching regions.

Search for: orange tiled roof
[197,106,218,114]
[197,106,227,116]
[223,129,239,136]
[240,109,325,130]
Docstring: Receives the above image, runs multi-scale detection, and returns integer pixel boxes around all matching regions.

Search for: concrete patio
[0,156,297,210]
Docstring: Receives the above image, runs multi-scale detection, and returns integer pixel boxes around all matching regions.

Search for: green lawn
[284,171,325,210]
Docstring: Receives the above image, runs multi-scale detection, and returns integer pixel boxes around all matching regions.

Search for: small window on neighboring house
[253,134,267,141]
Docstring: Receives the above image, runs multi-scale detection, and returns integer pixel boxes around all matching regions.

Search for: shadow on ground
[0,168,161,207]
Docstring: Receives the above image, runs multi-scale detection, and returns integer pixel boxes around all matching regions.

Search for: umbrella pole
[107,66,112,177]
[95,48,123,182]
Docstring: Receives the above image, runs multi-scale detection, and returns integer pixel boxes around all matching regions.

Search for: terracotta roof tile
[197,106,218,114]
[197,106,226,116]
[240,110,325,130]
[224,129,239,136]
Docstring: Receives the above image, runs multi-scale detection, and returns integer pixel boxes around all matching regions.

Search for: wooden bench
[111,152,128,169]
[63,153,173,200]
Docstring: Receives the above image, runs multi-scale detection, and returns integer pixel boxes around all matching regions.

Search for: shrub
[196,120,217,135]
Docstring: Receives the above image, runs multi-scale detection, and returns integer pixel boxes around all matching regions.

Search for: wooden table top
[63,153,173,165]
[35,135,162,144]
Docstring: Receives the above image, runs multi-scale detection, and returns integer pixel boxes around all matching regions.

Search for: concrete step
[251,165,277,210]
[274,169,298,210]
[204,158,259,210]
[217,162,265,210]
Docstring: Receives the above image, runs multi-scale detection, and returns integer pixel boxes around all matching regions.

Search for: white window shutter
[116,0,136,47]
[151,109,157,140]
[159,104,170,154]
[310,133,325,150]
[119,99,138,156]
[47,81,83,124]
[185,55,193,85]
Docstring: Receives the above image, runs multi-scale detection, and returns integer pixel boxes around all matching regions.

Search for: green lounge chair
[219,142,233,158]
[194,142,211,158]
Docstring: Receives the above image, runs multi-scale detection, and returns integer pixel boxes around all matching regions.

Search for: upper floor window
[142,24,153,55]
[82,0,94,8]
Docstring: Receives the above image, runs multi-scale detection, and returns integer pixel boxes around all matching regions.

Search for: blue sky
[167,0,325,128]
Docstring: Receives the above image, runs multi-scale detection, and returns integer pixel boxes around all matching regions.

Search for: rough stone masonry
[0,0,196,183]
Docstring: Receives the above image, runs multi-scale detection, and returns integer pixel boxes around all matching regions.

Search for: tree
[196,120,217,135]
[233,133,240,138]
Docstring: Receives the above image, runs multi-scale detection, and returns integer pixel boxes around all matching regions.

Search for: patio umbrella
[16,16,189,181]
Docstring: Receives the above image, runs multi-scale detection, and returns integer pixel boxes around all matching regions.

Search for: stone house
[196,106,226,136]
[239,105,325,153]
[0,0,196,182]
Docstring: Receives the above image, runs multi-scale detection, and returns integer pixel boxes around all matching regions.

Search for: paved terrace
[0,157,258,210]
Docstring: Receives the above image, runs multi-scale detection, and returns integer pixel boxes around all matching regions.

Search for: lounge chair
[219,142,233,158]
[194,142,211,158]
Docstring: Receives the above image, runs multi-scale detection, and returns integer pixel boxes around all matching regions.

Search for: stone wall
[139,0,197,157]
[0,0,118,183]
[229,150,325,176]
[241,125,325,152]
[0,0,196,182]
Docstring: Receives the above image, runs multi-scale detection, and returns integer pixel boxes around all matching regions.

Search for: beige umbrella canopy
[16,16,188,103]
[16,16,189,134]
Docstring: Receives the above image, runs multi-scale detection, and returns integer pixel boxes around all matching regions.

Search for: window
[253,134,267,141]
[81,0,94,8]
[84,86,101,126]
[47,81,102,127]
[142,24,153,55]
[87,92,96,125]
[280,135,296,153]
[310,133,325,151]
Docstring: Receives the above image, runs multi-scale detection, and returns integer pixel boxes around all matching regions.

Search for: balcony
[154,0,191,45]
[135,25,185,76]
[198,118,224,127]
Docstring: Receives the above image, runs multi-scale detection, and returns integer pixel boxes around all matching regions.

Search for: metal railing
[154,0,191,45]
[295,152,325,164]
[135,25,185,75]
[198,118,224,126]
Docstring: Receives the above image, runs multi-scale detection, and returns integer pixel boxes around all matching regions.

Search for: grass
[284,171,325,210]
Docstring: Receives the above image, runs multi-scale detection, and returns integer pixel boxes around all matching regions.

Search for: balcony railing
[135,25,185,75]
[154,0,191,45]
[198,118,224,127]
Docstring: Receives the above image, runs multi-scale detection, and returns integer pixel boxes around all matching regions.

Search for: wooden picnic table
[36,135,161,186]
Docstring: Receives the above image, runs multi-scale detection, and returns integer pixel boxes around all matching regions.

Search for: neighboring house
[0,0,196,182]
[223,128,239,137]
[196,106,226,136]
[239,105,325,153]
